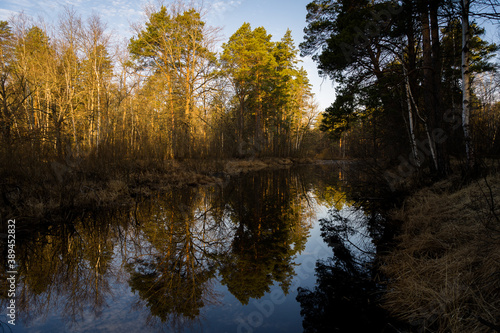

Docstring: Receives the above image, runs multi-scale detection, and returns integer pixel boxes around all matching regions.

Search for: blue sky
[0,0,336,110]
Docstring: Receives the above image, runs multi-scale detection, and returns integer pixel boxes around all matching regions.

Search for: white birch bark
[461,0,474,166]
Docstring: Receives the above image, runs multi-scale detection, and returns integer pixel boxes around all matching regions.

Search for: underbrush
[382,172,500,332]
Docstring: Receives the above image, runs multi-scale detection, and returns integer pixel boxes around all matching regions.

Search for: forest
[303,0,500,178]
[0,0,498,194]
[0,2,329,219]
[0,3,318,162]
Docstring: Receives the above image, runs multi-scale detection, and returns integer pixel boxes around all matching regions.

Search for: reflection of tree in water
[218,169,312,304]
[126,257,214,326]
[0,210,128,325]
[125,188,227,330]
[0,167,319,331]
[128,169,314,328]
[297,207,395,333]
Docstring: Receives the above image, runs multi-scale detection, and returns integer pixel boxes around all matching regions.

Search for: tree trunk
[255,73,262,151]
[461,0,474,167]
[0,79,12,145]
[184,74,191,159]
[96,71,101,154]
[430,0,448,176]
[238,93,245,146]
[52,104,64,159]
[419,0,443,175]
[405,71,421,166]
[167,74,175,159]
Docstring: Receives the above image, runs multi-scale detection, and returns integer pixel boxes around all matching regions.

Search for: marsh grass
[382,172,500,332]
[0,150,305,222]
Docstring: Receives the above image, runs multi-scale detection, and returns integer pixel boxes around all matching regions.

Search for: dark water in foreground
[1,164,396,332]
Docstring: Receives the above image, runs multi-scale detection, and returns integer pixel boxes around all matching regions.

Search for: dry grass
[223,157,293,174]
[382,173,500,332]
[1,157,304,221]
[224,159,268,174]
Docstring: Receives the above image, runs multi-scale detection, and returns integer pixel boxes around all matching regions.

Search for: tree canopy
[302,0,499,175]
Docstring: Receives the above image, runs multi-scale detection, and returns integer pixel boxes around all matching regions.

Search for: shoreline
[0,157,323,223]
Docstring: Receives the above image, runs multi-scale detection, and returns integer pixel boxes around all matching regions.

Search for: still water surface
[2,164,390,332]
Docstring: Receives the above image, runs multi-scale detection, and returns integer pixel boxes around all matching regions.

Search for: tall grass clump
[382,172,500,332]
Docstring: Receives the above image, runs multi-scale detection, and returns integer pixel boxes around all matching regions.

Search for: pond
[1,163,397,332]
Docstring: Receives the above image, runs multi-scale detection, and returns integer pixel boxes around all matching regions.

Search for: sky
[0,0,337,110]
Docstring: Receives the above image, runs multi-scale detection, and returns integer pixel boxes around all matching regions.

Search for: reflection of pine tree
[218,169,313,304]
[126,255,214,322]
[296,207,395,332]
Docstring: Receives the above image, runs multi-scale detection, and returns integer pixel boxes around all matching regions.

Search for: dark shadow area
[296,205,405,333]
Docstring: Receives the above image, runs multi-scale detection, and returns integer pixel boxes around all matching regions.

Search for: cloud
[0,8,18,21]
[2,0,36,9]
[63,0,85,6]
[209,0,242,21]
[90,0,144,39]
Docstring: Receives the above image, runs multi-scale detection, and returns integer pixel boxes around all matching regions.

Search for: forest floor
[381,170,500,332]
[0,157,315,223]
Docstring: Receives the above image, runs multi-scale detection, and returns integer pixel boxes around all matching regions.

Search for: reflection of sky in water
[5,167,377,333]
[10,220,331,333]
[13,278,146,332]
[189,213,332,333]
[334,205,377,263]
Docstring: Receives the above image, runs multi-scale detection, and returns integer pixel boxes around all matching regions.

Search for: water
[1,164,395,332]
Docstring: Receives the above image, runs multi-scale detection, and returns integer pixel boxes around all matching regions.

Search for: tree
[221,23,277,152]
[222,24,313,156]
[80,14,113,153]
[53,7,82,157]
[302,0,498,174]
[129,2,219,159]
[301,0,410,161]
[418,0,449,175]
[0,20,16,146]
[271,31,314,156]
[456,0,500,169]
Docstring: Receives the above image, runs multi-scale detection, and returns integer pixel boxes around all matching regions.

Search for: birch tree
[460,0,474,167]
[81,13,112,153]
